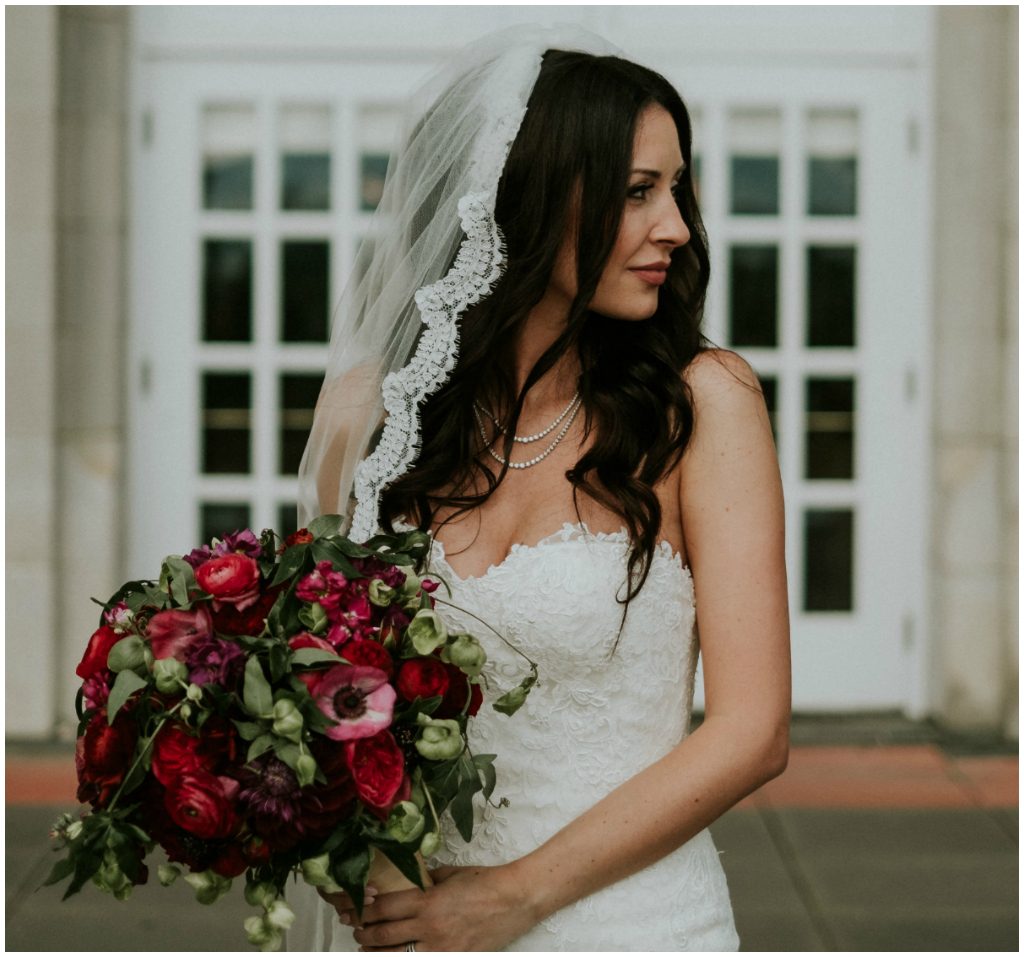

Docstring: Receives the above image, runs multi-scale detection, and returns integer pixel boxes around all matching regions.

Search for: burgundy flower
[76,710,137,808]
[165,771,240,840]
[339,638,395,679]
[183,544,213,570]
[210,584,280,638]
[212,528,262,559]
[184,635,246,689]
[345,730,406,810]
[147,606,214,661]
[435,662,483,719]
[396,657,449,702]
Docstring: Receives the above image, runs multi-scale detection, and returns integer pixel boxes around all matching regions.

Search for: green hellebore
[368,578,398,607]
[386,801,426,843]
[244,915,282,952]
[152,657,187,694]
[184,869,233,905]
[414,714,463,761]
[445,634,487,676]
[419,830,442,857]
[272,698,304,740]
[299,854,342,893]
[244,880,279,909]
[407,609,448,656]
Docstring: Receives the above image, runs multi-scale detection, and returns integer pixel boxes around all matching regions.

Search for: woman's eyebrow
[630,164,687,178]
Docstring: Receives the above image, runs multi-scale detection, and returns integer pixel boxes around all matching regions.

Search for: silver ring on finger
[406,944,417,953]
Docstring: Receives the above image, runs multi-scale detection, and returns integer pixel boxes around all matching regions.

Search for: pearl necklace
[473,390,580,443]
[473,392,582,469]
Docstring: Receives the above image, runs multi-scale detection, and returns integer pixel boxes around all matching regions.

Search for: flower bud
[298,601,329,634]
[407,609,448,656]
[445,634,487,677]
[107,635,146,673]
[414,714,463,761]
[272,698,304,741]
[419,830,442,857]
[386,801,426,844]
[398,566,422,598]
[244,915,282,951]
[180,703,193,719]
[94,849,132,899]
[153,657,188,693]
[492,684,529,716]
[265,898,296,931]
[300,854,342,892]
[244,880,279,909]
[368,578,398,607]
[184,869,233,905]
[295,752,318,787]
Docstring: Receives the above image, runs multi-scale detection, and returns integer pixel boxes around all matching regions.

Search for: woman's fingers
[317,884,379,919]
[353,916,420,951]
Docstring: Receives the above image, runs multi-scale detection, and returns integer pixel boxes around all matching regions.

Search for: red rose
[195,554,261,611]
[344,730,405,809]
[165,771,240,840]
[435,662,483,719]
[340,639,395,679]
[147,606,213,661]
[76,625,121,680]
[76,711,137,807]
[396,657,449,702]
[211,584,281,637]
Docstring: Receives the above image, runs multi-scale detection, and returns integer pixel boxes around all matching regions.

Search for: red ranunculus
[195,553,261,611]
[146,606,213,661]
[340,638,395,679]
[165,771,240,840]
[285,528,314,547]
[76,625,121,680]
[151,719,237,786]
[435,662,483,719]
[396,657,449,702]
[75,711,138,807]
[344,730,406,810]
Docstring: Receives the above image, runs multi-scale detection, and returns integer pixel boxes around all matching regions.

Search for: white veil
[296,23,621,541]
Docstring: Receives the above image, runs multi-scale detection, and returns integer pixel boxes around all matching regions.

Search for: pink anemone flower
[313,665,396,741]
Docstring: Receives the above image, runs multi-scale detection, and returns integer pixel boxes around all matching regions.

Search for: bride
[293,24,790,952]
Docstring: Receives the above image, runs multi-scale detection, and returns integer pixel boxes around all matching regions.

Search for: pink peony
[146,606,213,661]
[313,664,396,741]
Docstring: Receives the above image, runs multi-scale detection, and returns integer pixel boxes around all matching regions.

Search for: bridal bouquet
[45,516,536,950]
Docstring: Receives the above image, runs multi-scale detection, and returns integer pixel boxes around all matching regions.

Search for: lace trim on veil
[348,90,532,544]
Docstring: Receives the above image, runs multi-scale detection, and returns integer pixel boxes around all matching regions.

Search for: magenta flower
[313,665,396,741]
[147,606,214,661]
[213,529,262,559]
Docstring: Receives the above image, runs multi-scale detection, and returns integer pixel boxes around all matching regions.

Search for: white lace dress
[289,523,738,951]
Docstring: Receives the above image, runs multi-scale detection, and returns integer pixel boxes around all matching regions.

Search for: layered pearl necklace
[473,390,582,470]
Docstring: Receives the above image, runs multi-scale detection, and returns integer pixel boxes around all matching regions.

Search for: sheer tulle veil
[295,24,621,541]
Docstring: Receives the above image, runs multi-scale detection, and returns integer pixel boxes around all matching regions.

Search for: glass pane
[202,372,251,474]
[202,105,255,210]
[203,239,252,342]
[279,373,322,475]
[691,154,702,203]
[729,245,778,347]
[201,502,251,545]
[807,109,858,216]
[281,241,329,343]
[804,509,854,612]
[807,246,856,347]
[809,158,857,216]
[360,153,389,212]
[280,105,331,211]
[730,156,779,215]
[806,377,855,480]
[759,375,778,446]
[278,503,299,538]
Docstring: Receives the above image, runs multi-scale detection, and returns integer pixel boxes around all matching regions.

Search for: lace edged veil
[296,24,621,540]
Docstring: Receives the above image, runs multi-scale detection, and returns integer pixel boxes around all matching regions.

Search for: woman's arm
[347,348,790,951]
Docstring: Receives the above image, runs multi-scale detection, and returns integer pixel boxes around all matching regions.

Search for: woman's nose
[654,198,690,248]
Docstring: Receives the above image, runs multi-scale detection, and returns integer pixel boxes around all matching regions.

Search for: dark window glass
[806,378,855,480]
[759,375,778,447]
[807,246,856,347]
[691,155,702,203]
[279,373,322,475]
[730,156,779,215]
[729,245,778,347]
[281,152,331,211]
[808,157,857,216]
[281,241,329,343]
[200,502,251,545]
[360,153,389,212]
[203,156,253,210]
[278,503,299,539]
[804,509,854,612]
[202,372,251,474]
[203,240,252,342]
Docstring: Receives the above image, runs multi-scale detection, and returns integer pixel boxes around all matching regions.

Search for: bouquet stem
[367,849,433,895]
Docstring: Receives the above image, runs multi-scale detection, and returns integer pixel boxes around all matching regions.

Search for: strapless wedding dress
[288,523,738,952]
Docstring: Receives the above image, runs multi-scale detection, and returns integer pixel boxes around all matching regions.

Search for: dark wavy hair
[380,49,712,630]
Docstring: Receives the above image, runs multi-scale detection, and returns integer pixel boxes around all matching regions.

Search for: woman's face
[549,103,691,322]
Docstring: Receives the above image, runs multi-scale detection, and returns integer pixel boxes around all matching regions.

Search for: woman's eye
[628,183,653,200]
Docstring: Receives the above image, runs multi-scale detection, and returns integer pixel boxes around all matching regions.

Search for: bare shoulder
[683,348,764,408]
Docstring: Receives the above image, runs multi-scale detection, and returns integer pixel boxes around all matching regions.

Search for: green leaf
[271,546,308,588]
[332,846,371,916]
[290,647,342,667]
[473,753,498,801]
[374,844,426,890]
[307,514,343,538]
[42,856,76,888]
[268,643,291,682]
[272,738,301,769]
[311,541,360,578]
[162,555,196,607]
[243,657,274,718]
[107,670,147,723]
[247,734,275,764]
[232,720,264,741]
[106,635,146,673]
[450,783,476,843]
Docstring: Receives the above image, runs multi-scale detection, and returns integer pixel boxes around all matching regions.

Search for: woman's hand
[326,863,539,952]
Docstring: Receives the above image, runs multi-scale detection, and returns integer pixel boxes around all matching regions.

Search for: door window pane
[804,509,854,611]
[759,375,778,446]
[278,503,299,538]
[358,105,401,212]
[807,246,856,347]
[728,109,781,215]
[201,502,251,545]
[281,241,329,342]
[807,109,858,216]
[729,245,778,347]
[280,105,331,211]
[202,372,251,474]
[360,153,389,212]
[279,373,322,475]
[806,377,855,479]
[202,105,255,210]
[203,240,252,342]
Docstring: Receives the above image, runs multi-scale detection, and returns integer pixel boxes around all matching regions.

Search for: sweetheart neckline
[418,521,693,588]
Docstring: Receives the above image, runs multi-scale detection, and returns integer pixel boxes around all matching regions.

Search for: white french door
[130,39,930,715]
